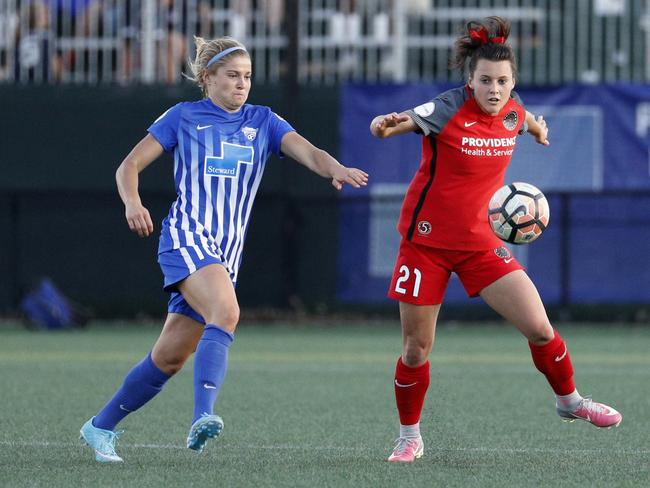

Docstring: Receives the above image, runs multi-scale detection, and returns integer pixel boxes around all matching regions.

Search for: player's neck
[207,95,243,114]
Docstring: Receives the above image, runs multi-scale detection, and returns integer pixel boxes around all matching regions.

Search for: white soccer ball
[488,182,550,244]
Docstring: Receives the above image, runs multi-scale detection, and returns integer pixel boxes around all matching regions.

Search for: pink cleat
[387,436,424,463]
[557,396,622,429]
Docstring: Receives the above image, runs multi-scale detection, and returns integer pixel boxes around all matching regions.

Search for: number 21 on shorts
[394,265,422,298]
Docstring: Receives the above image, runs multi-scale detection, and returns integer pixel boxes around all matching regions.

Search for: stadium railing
[1,0,648,85]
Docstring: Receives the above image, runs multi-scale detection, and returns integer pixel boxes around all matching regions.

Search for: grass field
[1,321,649,487]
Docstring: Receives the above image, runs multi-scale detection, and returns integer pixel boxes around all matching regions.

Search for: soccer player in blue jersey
[79,36,368,463]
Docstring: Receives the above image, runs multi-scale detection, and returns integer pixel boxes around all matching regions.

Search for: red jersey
[398,85,527,250]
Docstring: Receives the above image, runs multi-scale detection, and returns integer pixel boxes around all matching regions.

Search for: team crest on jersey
[417,221,432,235]
[503,111,518,131]
[494,246,511,259]
[242,127,258,141]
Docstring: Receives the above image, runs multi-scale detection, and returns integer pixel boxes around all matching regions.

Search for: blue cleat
[186,413,223,453]
[79,417,124,463]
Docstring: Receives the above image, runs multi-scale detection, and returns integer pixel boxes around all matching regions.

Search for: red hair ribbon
[469,26,506,45]
[469,27,489,44]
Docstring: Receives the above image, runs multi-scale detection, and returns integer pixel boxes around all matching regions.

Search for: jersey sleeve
[267,111,295,156]
[511,91,528,135]
[405,87,466,137]
[147,103,183,152]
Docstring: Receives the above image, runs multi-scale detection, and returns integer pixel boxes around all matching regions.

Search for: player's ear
[467,69,475,89]
[203,67,216,85]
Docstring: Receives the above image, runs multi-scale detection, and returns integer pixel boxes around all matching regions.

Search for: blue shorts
[167,291,204,324]
[158,246,229,325]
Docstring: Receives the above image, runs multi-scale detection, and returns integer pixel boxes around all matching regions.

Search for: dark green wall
[0,84,341,316]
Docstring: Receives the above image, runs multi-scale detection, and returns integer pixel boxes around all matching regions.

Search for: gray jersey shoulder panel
[405,86,468,137]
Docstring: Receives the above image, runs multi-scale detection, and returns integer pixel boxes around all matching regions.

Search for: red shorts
[387,239,525,305]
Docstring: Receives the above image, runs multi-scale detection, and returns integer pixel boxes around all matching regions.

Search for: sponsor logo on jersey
[460,136,517,157]
[205,142,255,178]
[461,136,517,147]
[503,111,518,130]
[418,221,432,235]
[494,246,511,259]
[242,127,258,141]
[414,102,435,117]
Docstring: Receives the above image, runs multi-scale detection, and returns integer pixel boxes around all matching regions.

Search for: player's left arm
[280,131,368,190]
[525,111,550,146]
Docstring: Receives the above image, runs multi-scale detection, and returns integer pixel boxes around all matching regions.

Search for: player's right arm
[115,134,164,238]
[370,112,418,139]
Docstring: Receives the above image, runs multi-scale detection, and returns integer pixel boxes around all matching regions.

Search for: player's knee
[402,338,432,367]
[526,322,554,345]
[206,303,240,332]
[154,352,188,376]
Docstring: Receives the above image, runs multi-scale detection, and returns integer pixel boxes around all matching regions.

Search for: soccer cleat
[387,436,424,463]
[186,413,224,453]
[79,417,124,463]
[557,396,622,429]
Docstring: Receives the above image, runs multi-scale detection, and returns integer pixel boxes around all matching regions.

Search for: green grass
[1,322,649,487]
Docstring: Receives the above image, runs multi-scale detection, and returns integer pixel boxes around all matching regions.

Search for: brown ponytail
[450,16,517,80]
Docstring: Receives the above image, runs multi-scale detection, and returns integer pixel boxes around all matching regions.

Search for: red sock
[394,357,430,425]
[528,329,575,395]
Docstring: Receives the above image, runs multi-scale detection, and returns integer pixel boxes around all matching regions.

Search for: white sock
[399,422,421,439]
[556,389,582,409]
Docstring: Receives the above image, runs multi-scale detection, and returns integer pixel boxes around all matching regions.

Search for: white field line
[1,440,649,456]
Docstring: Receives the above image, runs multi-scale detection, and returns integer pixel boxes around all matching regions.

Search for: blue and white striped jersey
[148,98,294,283]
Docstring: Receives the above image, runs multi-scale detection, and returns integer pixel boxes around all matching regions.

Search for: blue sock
[192,325,234,423]
[94,352,170,431]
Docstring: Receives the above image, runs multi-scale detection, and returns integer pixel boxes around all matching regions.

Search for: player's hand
[374,113,411,134]
[534,115,550,146]
[331,166,369,191]
[125,202,154,237]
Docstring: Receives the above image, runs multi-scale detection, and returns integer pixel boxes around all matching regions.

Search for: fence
[1,0,649,85]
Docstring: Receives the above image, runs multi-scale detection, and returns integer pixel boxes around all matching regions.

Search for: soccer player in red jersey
[370,17,622,463]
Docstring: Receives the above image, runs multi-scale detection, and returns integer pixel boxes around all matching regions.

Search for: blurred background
[0,0,649,323]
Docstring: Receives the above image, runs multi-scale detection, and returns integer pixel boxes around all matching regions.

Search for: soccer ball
[488,182,550,244]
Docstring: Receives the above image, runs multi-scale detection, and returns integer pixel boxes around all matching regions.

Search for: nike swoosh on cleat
[203,383,217,389]
[394,380,418,388]
[554,347,568,362]
[119,404,131,412]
